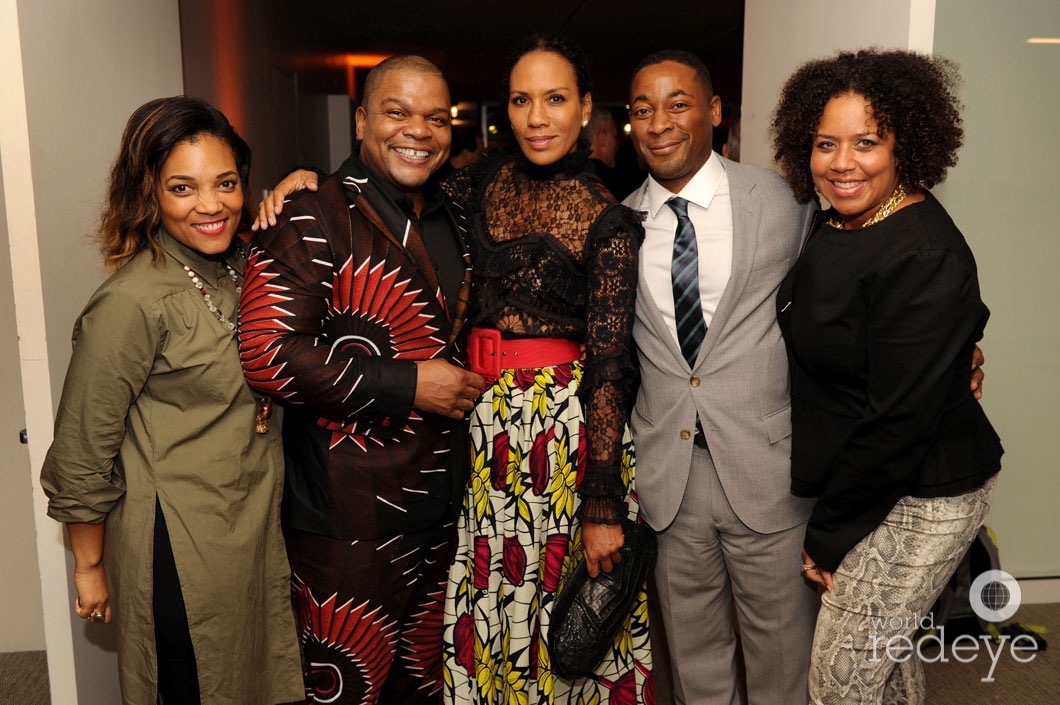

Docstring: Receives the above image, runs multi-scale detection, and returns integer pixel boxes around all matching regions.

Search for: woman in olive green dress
[40,96,304,705]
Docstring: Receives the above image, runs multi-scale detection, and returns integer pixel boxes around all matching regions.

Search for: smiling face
[508,49,592,166]
[155,135,242,257]
[629,60,721,194]
[355,67,452,206]
[811,92,901,228]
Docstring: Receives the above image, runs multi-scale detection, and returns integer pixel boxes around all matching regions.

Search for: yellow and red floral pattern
[443,361,654,705]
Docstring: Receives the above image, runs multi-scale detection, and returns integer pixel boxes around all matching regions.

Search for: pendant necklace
[255,397,273,434]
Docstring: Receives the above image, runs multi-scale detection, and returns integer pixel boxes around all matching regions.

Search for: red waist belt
[467,327,582,379]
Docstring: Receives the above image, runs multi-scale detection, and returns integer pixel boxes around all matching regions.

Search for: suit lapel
[342,173,474,348]
[694,160,758,366]
[627,181,690,368]
[636,273,687,364]
[345,176,442,289]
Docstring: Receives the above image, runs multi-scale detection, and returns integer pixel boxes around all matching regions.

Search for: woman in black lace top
[256,35,651,704]
[440,34,651,705]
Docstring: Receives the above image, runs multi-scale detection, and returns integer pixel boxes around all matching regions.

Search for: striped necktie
[667,196,706,367]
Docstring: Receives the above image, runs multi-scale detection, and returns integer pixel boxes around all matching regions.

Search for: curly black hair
[770,48,964,204]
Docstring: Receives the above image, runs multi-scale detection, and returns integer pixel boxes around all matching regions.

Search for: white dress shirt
[629,152,733,352]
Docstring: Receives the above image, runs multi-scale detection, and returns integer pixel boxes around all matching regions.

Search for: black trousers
[153,501,201,705]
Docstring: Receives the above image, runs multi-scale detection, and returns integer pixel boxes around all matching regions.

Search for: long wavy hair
[98,96,253,271]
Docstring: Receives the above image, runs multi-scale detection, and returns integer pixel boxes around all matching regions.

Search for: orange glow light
[328,54,392,99]
[338,53,392,68]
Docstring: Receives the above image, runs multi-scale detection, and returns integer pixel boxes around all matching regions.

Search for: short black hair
[362,55,447,108]
[631,49,714,97]
[771,48,964,203]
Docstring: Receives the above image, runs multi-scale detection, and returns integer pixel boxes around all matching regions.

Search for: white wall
[0,136,45,654]
[743,0,1059,582]
[741,0,916,169]
[933,0,1060,579]
[3,1,183,703]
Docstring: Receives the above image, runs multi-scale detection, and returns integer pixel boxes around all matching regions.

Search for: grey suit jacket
[624,156,816,533]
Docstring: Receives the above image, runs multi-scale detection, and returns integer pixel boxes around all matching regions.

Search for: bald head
[363,55,448,107]
[355,54,452,215]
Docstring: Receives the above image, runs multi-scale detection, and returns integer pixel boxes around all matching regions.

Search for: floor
[1,603,1055,704]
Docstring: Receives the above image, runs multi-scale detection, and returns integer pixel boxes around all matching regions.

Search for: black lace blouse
[442,147,643,524]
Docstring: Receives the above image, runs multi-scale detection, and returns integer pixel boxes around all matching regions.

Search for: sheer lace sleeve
[578,204,643,525]
[440,148,506,210]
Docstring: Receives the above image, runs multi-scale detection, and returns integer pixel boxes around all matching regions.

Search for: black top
[376,173,466,312]
[442,147,644,521]
[777,193,1002,571]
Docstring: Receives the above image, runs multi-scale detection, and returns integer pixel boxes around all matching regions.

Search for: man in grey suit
[622,50,818,705]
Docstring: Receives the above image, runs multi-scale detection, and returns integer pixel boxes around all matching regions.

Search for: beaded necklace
[183,260,241,332]
[180,254,272,433]
[826,184,908,230]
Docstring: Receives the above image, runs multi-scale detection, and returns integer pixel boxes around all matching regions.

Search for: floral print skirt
[443,360,654,705]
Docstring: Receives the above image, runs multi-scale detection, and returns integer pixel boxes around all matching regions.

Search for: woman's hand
[67,522,110,623]
[801,548,833,592]
[582,522,624,578]
[74,564,111,624]
[253,169,321,231]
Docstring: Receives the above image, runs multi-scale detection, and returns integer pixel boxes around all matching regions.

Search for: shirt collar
[376,171,446,219]
[349,151,445,220]
[644,150,726,217]
[159,229,234,286]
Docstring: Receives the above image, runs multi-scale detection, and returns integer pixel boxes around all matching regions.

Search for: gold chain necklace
[826,184,908,229]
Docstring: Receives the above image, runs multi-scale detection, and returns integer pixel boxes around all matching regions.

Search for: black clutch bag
[548,520,658,679]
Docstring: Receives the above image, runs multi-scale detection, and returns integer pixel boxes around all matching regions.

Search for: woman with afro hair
[771,49,1003,705]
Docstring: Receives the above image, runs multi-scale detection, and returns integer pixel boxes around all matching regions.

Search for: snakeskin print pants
[809,474,997,705]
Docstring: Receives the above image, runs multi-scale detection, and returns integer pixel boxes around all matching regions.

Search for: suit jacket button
[690,376,701,387]
[680,429,692,440]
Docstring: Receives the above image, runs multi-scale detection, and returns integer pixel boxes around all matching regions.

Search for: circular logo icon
[969,569,1021,622]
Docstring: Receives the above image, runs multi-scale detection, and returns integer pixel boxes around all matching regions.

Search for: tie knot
[666,196,690,219]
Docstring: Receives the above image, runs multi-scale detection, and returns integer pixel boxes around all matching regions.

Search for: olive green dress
[41,232,304,705]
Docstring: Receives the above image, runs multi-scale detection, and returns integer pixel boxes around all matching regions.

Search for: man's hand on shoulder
[253,169,321,231]
[414,359,483,420]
